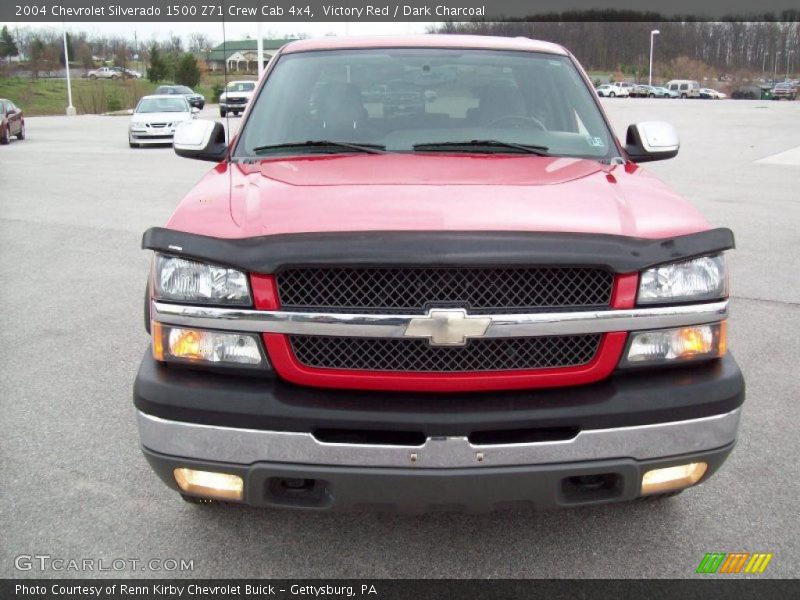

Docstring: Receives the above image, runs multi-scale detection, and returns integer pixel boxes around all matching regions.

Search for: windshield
[235,48,616,159]
[227,82,256,92]
[135,97,188,113]
[175,86,194,94]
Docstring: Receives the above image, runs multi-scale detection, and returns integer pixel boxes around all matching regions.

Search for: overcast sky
[14,21,437,44]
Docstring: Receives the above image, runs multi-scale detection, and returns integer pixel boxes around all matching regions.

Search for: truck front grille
[289,334,602,372]
[276,267,613,314]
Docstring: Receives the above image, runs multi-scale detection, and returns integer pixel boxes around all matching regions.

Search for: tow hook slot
[266,477,332,508]
[561,473,623,504]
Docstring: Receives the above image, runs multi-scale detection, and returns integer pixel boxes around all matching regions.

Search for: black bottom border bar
[2,579,797,600]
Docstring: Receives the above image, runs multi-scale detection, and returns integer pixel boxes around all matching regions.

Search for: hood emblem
[403,309,491,346]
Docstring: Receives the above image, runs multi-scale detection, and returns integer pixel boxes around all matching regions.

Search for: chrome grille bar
[152,300,729,338]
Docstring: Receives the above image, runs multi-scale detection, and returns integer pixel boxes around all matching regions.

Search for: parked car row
[597,80,727,99]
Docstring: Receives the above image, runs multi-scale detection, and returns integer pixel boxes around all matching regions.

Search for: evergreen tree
[147,42,167,82]
[175,53,201,87]
[0,26,18,59]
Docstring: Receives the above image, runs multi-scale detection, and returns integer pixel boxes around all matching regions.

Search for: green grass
[0,74,229,116]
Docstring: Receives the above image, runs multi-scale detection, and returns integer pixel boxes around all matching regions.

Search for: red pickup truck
[136,35,742,511]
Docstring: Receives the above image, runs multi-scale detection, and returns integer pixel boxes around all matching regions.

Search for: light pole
[773,51,781,83]
[787,50,794,81]
[649,29,660,87]
[62,25,75,116]
[256,21,264,79]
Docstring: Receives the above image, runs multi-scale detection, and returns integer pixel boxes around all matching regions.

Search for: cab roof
[282,35,568,56]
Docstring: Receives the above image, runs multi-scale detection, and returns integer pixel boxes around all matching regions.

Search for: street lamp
[773,50,781,83]
[649,29,660,87]
[62,25,75,116]
[787,50,795,81]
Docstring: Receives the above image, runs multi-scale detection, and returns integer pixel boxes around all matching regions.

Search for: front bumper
[129,128,175,144]
[135,352,744,510]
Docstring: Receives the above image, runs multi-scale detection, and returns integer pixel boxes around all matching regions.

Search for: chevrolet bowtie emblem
[403,309,492,346]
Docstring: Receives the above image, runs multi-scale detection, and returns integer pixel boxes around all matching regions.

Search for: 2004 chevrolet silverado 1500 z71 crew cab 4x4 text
[135,35,743,511]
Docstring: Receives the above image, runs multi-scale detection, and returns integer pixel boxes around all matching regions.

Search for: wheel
[637,490,684,501]
[648,93,655,98]
[609,91,615,97]
[16,122,25,140]
[89,74,97,79]
[180,494,215,505]
[1,126,9,145]
[219,108,227,117]
[111,74,120,80]
[144,283,151,333]
[681,93,687,99]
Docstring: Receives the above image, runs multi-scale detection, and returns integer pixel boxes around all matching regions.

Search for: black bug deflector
[141,228,735,274]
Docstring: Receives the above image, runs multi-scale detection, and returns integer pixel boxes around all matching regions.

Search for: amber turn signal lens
[173,468,244,501]
[641,462,708,496]
[624,322,726,366]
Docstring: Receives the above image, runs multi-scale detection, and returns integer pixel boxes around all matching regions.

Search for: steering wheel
[488,115,547,131]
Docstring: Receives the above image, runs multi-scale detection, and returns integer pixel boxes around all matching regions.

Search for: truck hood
[167,153,709,240]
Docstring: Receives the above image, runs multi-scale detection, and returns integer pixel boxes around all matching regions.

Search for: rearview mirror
[625,121,679,162]
[173,119,227,162]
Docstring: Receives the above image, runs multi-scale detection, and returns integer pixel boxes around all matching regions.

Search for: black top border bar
[3,1,800,22]
[141,227,735,274]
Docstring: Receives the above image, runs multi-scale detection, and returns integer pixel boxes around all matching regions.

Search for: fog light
[173,468,244,501]
[641,462,707,495]
[151,323,267,368]
[623,322,726,366]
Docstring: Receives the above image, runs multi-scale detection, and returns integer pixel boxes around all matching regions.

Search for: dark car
[154,85,205,109]
[772,82,797,101]
[0,98,25,144]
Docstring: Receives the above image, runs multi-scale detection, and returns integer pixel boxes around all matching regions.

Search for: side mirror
[173,119,227,162]
[625,121,679,162]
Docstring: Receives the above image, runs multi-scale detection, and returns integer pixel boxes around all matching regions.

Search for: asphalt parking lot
[1,99,799,579]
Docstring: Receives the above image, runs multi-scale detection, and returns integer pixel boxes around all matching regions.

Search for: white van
[666,80,701,99]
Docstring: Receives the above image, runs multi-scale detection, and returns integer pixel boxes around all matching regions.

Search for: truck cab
[135,35,742,511]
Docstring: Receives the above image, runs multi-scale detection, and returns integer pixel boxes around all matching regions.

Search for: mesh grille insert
[276,267,613,314]
[289,335,602,373]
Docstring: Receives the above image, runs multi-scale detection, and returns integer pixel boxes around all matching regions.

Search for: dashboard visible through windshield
[235,48,617,160]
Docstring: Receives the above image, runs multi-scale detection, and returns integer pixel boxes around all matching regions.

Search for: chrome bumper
[151,300,729,339]
[137,408,741,469]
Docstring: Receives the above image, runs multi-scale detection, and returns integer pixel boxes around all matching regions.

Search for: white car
[128,95,198,148]
[596,82,631,98]
[219,80,257,117]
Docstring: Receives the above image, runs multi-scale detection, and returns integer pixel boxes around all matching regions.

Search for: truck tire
[180,494,215,505]
[609,91,615,97]
[89,74,97,79]
[144,283,151,333]
[1,127,9,145]
[219,108,227,117]
[16,123,25,140]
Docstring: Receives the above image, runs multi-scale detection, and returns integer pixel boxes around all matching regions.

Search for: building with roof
[202,38,296,72]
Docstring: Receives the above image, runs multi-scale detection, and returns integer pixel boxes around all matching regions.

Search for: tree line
[435,13,800,79]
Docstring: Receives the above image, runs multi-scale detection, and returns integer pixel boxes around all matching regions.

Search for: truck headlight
[638,255,727,304]
[622,322,727,367]
[153,254,251,305]
[152,323,268,368]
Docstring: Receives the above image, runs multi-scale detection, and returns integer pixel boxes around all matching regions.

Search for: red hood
[167,154,709,240]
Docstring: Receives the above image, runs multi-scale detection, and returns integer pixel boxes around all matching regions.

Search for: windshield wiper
[413,140,550,155]
[252,140,386,155]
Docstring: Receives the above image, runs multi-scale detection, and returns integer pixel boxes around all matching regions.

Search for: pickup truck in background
[135,35,743,511]
[87,66,121,80]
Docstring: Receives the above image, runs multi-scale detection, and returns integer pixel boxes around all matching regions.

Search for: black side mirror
[173,120,228,162]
